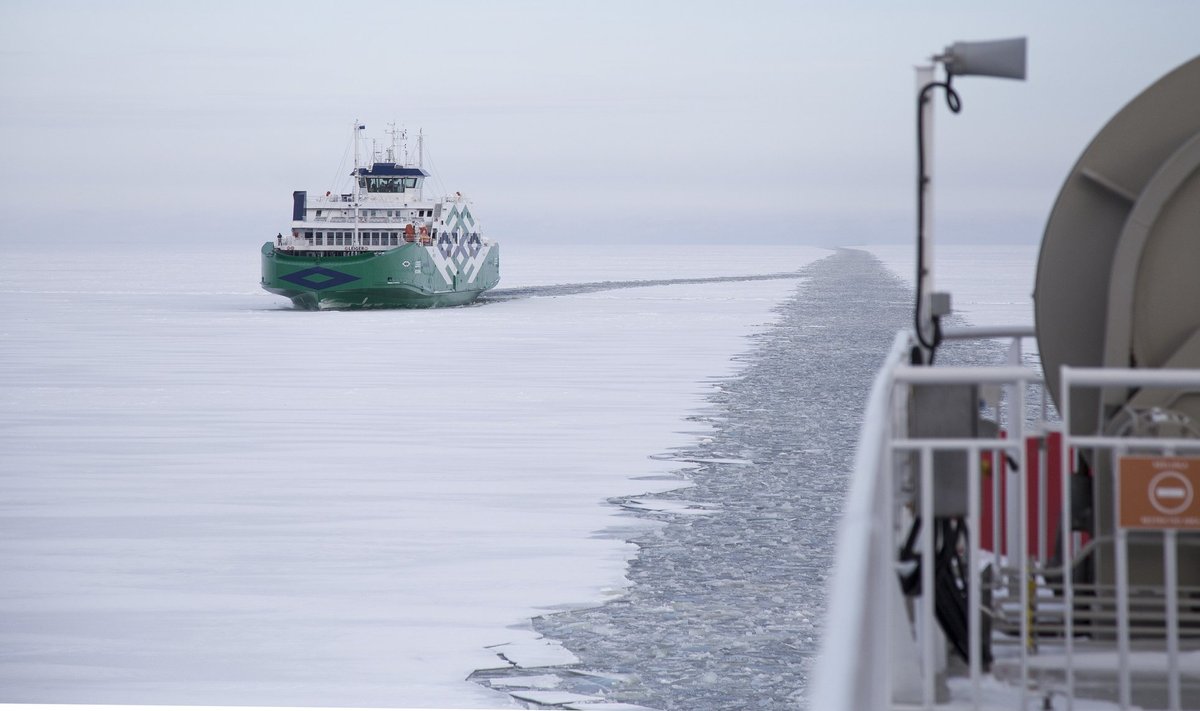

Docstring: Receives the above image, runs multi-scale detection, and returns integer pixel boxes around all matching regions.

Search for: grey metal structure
[1035,55,1200,598]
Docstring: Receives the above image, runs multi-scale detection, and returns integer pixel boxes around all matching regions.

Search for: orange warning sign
[1119,456,1200,530]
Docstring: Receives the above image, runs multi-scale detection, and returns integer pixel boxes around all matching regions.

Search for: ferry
[813,43,1200,709]
[261,123,500,309]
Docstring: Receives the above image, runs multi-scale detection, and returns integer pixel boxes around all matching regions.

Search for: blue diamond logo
[279,267,360,290]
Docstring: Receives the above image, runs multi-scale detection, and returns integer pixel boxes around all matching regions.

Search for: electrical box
[909,384,979,517]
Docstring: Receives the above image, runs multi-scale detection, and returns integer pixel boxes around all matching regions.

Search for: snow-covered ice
[482,673,560,690]
[861,243,1039,327]
[0,240,824,706]
[507,689,604,705]
[485,637,580,669]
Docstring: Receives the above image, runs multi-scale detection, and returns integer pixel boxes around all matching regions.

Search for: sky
[1,0,1196,246]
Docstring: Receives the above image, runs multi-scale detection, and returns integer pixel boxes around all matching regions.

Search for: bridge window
[364,177,405,193]
[403,177,418,189]
[316,232,323,245]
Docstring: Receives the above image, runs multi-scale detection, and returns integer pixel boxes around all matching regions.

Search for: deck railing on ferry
[276,234,433,249]
[811,326,1200,711]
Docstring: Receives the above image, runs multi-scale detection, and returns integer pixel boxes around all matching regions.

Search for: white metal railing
[811,327,1200,710]
[810,331,912,711]
[275,236,405,251]
[274,231,494,252]
[276,228,424,251]
[310,194,355,205]
[305,193,465,206]
[1058,367,1200,711]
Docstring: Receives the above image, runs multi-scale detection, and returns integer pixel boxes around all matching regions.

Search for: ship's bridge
[354,163,428,194]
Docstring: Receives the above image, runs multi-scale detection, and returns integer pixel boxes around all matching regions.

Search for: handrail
[811,327,1200,710]
[810,331,913,710]
[1059,364,1200,710]
[940,324,1036,340]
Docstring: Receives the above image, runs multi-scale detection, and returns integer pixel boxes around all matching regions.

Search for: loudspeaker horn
[940,37,1027,80]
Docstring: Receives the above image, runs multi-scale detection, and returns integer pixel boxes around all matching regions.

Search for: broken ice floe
[619,498,721,516]
[486,637,581,668]
[509,689,604,705]
[484,673,561,690]
[562,702,659,710]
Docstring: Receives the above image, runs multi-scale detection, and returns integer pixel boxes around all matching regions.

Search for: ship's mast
[417,128,424,201]
[353,120,363,248]
[385,122,398,163]
[352,120,362,180]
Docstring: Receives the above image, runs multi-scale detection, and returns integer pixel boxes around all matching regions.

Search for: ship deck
[812,326,1200,711]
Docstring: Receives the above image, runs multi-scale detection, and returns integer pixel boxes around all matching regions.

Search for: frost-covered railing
[810,326,1200,710]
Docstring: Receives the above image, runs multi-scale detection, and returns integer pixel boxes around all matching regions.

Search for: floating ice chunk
[486,673,561,689]
[489,638,581,667]
[567,668,634,683]
[622,498,721,516]
[509,689,603,705]
[678,457,754,465]
[563,702,660,711]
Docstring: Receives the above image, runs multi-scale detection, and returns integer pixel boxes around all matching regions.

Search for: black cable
[897,515,991,666]
[915,75,962,363]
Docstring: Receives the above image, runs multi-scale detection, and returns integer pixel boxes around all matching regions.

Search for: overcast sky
[1,0,1196,246]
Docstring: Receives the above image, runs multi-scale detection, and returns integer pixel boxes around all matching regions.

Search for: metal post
[1061,368,1077,708]
[992,448,1001,564]
[353,120,361,248]
[915,64,936,355]
[1115,455,1131,709]
[1060,401,1075,708]
[967,444,982,708]
[921,446,936,709]
[1016,376,1029,709]
[1038,437,1047,564]
[1165,529,1180,711]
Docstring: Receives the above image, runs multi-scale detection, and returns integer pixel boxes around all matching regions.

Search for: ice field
[0,242,1035,707]
[1,242,819,706]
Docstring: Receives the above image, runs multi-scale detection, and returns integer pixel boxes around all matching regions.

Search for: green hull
[261,241,500,309]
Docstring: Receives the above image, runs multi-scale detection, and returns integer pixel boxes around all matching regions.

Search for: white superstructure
[276,122,486,255]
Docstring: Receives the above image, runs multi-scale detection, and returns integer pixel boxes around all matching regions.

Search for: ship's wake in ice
[482,271,806,302]
[473,250,1004,710]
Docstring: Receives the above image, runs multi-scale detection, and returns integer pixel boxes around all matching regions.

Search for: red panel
[980,432,1008,555]
[1025,433,1064,560]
